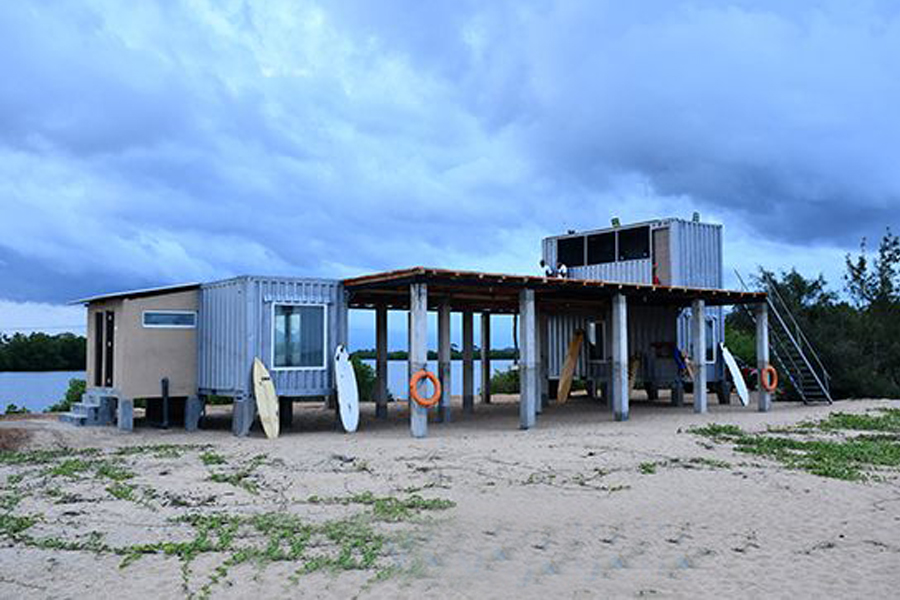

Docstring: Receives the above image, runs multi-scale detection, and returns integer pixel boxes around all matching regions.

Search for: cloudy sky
[1,1,898,345]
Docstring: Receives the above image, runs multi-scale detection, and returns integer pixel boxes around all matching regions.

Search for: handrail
[761,272,832,388]
[733,272,807,401]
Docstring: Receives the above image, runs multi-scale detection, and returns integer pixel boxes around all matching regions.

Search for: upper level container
[541,218,723,289]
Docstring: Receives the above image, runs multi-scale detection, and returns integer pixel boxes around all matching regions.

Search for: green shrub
[490,367,519,393]
[45,379,85,413]
[4,404,29,415]
[350,355,377,402]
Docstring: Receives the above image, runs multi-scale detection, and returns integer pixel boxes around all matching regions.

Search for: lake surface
[0,360,515,413]
[0,371,85,414]
[362,359,514,399]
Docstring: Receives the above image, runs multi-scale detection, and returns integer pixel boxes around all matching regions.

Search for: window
[557,236,586,267]
[273,304,326,369]
[143,311,196,328]
[617,226,651,261]
[587,232,616,265]
[586,320,606,361]
[705,317,717,363]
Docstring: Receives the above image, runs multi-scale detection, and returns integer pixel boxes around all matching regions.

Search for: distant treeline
[351,347,518,361]
[0,333,87,372]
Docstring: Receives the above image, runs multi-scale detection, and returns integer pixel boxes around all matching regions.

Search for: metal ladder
[735,271,833,404]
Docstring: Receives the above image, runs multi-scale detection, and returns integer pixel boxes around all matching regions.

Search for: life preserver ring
[761,365,778,393]
[409,370,442,408]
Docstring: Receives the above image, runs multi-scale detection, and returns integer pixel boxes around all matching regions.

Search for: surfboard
[252,357,280,439]
[720,343,749,407]
[557,330,584,404]
[334,345,360,433]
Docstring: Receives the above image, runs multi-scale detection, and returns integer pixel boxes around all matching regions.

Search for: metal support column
[481,312,491,405]
[409,284,429,437]
[462,310,475,414]
[437,301,452,423]
[611,293,629,421]
[756,302,772,412]
[519,289,538,429]
[692,299,708,414]
[375,305,388,419]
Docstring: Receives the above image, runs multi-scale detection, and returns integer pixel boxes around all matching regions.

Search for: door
[93,312,104,387]
[652,227,671,285]
[104,311,115,387]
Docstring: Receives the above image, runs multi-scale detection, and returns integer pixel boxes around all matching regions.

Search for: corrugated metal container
[542,218,722,288]
[198,276,347,398]
[542,218,726,387]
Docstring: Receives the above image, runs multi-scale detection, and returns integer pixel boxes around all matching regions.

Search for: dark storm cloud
[0,0,898,307]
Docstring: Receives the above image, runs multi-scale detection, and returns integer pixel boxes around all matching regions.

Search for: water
[0,359,517,413]
[0,371,85,414]
[362,359,514,399]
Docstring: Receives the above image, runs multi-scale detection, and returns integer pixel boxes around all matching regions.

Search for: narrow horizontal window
[273,305,326,369]
[143,311,196,328]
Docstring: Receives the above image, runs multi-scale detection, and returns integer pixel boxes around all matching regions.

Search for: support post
[536,311,547,413]
[756,302,772,412]
[540,313,550,410]
[232,394,255,437]
[462,310,475,414]
[409,284,429,437]
[375,305,388,419]
[437,301,452,423]
[519,289,538,429]
[117,397,134,432]
[611,294,629,421]
[692,299,708,413]
[185,395,204,432]
[481,312,491,404]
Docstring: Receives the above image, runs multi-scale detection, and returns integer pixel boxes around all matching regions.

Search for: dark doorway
[104,311,115,387]
[94,312,104,387]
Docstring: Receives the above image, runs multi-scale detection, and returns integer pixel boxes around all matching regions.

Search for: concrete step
[59,412,87,426]
[72,403,99,418]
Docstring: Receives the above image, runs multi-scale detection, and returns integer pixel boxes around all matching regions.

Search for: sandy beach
[1,395,899,599]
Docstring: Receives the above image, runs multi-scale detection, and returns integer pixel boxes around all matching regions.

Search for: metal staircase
[735,272,832,404]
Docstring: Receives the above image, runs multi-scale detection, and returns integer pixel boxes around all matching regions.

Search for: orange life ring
[409,370,442,408]
[761,365,778,393]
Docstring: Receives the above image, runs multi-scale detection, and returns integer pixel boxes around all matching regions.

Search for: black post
[161,377,170,429]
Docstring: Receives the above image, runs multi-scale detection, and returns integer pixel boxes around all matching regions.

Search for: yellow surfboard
[253,358,280,439]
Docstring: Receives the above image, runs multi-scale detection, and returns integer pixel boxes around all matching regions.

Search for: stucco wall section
[86,290,198,398]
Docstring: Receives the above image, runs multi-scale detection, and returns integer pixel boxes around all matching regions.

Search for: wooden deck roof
[343,267,766,313]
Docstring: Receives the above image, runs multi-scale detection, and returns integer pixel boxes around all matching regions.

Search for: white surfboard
[334,345,359,433]
[720,343,749,407]
[253,357,280,439]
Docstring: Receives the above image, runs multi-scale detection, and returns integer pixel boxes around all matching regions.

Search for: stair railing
[761,272,832,396]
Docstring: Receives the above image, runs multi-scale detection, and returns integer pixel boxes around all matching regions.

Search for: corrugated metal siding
[670,220,723,288]
[547,305,681,383]
[198,278,247,394]
[677,305,725,381]
[547,313,593,378]
[542,237,556,271]
[198,276,347,398]
[569,260,652,284]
